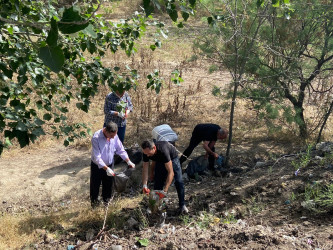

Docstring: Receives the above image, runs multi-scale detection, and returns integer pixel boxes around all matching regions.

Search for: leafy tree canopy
[0,0,196,155]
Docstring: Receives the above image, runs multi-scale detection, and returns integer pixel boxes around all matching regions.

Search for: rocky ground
[1,142,333,249]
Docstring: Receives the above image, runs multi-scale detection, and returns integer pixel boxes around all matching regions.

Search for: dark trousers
[154,158,185,208]
[117,125,126,144]
[180,135,215,170]
[90,161,113,205]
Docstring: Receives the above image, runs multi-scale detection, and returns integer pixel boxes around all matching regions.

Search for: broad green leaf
[16,121,27,131]
[167,9,178,22]
[181,11,190,21]
[39,45,65,73]
[15,130,29,148]
[137,238,149,247]
[82,24,97,38]
[58,7,89,34]
[143,0,154,17]
[189,0,196,7]
[150,44,156,51]
[34,118,45,126]
[43,113,52,120]
[31,127,46,136]
[46,18,58,47]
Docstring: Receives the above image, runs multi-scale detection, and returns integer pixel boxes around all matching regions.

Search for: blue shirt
[104,92,133,127]
[91,129,129,168]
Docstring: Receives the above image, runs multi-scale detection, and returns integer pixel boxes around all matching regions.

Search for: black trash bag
[114,148,143,165]
[113,168,133,193]
[186,156,209,178]
[127,148,143,164]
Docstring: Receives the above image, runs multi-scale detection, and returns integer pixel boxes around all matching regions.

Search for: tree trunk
[317,100,333,143]
[294,103,308,138]
[225,81,238,167]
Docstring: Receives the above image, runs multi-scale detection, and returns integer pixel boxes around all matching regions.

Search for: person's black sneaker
[91,200,100,209]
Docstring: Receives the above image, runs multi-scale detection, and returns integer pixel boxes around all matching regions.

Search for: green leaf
[257,0,264,7]
[272,0,280,7]
[43,113,52,121]
[143,0,154,17]
[15,130,29,148]
[167,9,178,22]
[58,7,89,34]
[137,238,149,247]
[46,18,58,47]
[150,44,156,51]
[181,11,190,21]
[189,0,196,7]
[64,139,69,146]
[82,24,97,38]
[207,16,213,25]
[39,45,65,73]
[16,121,27,131]
[31,127,45,136]
[34,118,45,126]
[177,22,184,28]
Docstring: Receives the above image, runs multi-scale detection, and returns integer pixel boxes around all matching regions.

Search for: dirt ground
[1,139,333,249]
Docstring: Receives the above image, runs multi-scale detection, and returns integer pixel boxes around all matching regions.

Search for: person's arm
[202,141,219,159]
[142,161,149,186]
[163,160,174,193]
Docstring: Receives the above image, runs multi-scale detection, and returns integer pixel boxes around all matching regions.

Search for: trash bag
[216,155,225,168]
[186,155,209,178]
[114,148,143,165]
[113,168,133,193]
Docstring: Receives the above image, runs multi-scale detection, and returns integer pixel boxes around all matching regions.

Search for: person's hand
[155,190,167,200]
[213,152,219,159]
[118,111,125,119]
[127,160,135,168]
[106,167,115,176]
[142,184,150,195]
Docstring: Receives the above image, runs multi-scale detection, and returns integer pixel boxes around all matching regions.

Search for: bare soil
[1,140,333,249]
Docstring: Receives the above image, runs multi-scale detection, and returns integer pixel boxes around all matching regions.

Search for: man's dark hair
[105,122,118,133]
[141,140,155,150]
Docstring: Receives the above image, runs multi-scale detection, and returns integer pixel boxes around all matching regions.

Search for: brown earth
[1,139,333,249]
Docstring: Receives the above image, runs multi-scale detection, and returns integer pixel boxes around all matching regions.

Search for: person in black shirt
[141,140,188,214]
[179,124,228,172]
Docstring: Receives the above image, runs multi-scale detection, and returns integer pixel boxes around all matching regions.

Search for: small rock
[126,217,139,229]
[255,162,266,168]
[111,245,122,250]
[188,243,197,249]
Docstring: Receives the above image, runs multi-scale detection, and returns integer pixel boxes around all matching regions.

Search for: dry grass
[0,195,145,249]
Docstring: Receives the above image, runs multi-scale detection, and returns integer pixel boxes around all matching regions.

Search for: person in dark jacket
[179,124,228,173]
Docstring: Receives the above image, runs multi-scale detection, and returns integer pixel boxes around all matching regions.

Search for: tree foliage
[0,0,196,155]
[244,0,333,138]
[193,0,332,163]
